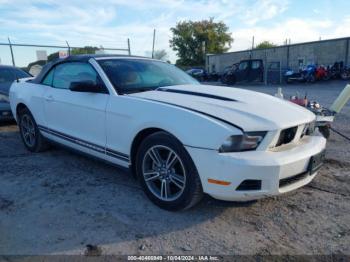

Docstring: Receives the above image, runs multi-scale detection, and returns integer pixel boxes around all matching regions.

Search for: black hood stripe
[132,97,243,131]
[156,88,237,102]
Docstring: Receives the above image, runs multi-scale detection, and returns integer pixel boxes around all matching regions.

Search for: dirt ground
[0,81,349,256]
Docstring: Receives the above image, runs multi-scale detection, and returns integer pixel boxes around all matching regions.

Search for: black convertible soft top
[30,54,143,84]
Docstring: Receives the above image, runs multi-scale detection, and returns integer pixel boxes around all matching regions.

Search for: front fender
[106,96,242,156]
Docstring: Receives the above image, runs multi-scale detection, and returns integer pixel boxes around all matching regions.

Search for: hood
[129,84,315,131]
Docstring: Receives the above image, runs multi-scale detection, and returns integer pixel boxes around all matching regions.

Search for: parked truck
[221,59,264,85]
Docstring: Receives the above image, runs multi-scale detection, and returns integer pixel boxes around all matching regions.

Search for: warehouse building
[206,37,350,77]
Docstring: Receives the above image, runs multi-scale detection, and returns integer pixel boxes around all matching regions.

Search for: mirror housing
[69,80,103,93]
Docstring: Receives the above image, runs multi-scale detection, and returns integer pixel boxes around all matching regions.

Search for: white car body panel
[9,56,327,202]
[131,84,315,131]
[44,87,108,151]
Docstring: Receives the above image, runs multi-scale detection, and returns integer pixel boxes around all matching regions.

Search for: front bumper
[185,135,327,201]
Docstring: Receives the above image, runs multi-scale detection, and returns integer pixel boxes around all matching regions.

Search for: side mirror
[69,80,102,93]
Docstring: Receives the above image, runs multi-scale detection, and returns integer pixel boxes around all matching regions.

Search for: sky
[1,0,350,66]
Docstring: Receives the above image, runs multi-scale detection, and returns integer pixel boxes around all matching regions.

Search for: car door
[249,60,264,82]
[43,62,109,156]
[235,61,249,82]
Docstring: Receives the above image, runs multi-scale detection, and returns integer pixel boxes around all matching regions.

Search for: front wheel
[135,132,203,211]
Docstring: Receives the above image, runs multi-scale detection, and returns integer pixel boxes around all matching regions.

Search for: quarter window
[42,68,54,86]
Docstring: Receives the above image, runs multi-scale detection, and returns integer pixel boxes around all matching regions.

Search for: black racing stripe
[133,98,243,131]
[106,148,129,159]
[38,125,130,162]
[157,88,237,102]
[106,151,129,161]
[39,126,105,154]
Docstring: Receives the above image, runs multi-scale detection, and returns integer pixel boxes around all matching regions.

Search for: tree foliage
[255,41,277,49]
[170,18,233,66]
[71,46,99,55]
[153,49,168,61]
[47,46,99,61]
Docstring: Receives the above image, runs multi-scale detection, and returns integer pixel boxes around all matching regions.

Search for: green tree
[170,18,233,66]
[47,46,99,62]
[255,41,277,49]
[71,46,99,55]
[153,49,168,61]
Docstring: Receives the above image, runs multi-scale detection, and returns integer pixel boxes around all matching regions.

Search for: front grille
[279,171,308,188]
[276,126,298,147]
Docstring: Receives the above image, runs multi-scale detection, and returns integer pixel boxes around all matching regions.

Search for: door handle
[45,95,54,102]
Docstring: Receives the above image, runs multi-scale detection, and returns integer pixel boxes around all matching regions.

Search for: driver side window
[238,62,248,70]
[52,62,99,90]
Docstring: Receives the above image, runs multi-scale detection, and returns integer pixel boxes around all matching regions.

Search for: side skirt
[37,125,131,168]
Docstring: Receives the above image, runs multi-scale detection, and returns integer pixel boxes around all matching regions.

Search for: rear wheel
[341,71,350,80]
[18,108,49,152]
[135,132,203,210]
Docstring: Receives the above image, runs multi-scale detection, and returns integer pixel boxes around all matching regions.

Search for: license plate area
[308,150,325,174]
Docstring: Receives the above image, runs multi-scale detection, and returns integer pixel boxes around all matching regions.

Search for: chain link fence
[0,39,131,75]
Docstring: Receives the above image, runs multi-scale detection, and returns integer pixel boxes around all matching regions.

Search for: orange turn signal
[207,179,231,186]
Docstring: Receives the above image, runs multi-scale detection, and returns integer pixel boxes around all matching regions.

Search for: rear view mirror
[69,80,102,93]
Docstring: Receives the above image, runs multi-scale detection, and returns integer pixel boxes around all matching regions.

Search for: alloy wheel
[21,114,36,147]
[142,145,186,201]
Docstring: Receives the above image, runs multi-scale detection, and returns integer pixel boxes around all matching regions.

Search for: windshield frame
[96,57,199,95]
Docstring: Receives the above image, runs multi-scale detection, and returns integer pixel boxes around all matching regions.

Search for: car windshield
[15,69,31,79]
[97,59,199,94]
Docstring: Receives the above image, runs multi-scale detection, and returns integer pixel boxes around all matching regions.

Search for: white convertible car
[9,55,326,210]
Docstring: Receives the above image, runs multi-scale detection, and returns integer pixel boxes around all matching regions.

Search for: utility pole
[127,38,131,55]
[250,36,254,59]
[151,29,156,58]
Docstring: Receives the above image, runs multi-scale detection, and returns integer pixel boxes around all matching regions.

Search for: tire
[341,72,350,80]
[18,107,49,152]
[135,131,203,211]
[223,74,236,85]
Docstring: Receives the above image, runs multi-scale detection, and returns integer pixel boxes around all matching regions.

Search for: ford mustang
[9,55,326,210]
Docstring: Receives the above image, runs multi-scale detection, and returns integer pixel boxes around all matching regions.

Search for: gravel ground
[0,81,349,256]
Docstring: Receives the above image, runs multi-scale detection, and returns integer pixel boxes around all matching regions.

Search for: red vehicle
[315,65,330,81]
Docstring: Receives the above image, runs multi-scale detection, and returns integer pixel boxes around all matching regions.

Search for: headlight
[0,93,10,103]
[219,131,267,153]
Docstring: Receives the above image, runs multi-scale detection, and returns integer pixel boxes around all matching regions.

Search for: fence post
[286,44,290,69]
[264,50,267,85]
[66,41,71,56]
[345,37,349,66]
[127,38,131,55]
[280,60,282,84]
[8,37,15,66]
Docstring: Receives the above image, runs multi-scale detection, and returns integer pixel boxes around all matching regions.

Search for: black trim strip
[157,88,237,102]
[132,98,243,132]
[38,125,129,162]
[106,148,129,158]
